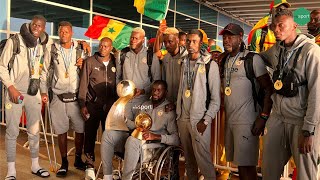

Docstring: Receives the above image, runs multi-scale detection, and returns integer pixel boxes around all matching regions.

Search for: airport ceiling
[203,0,320,33]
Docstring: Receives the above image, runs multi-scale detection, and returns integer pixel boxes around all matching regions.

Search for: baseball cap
[208,45,223,53]
[273,0,291,8]
[219,23,244,36]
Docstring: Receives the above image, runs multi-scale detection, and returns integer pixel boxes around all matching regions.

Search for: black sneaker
[74,155,86,171]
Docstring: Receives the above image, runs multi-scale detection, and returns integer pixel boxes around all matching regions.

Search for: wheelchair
[133,142,184,180]
[98,142,184,180]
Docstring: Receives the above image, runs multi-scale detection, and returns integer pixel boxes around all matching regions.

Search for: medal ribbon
[225,52,241,87]
[186,56,200,91]
[60,44,73,73]
[29,45,39,71]
[278,48,296,80]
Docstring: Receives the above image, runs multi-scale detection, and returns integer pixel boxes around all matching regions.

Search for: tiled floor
[0,125,240,180]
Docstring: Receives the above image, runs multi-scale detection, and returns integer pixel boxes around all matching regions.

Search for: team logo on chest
[236,59,243,66]
[111,67,116,73]
[142,57,147,64]
[158,110,164,116]
[94,67,100,71]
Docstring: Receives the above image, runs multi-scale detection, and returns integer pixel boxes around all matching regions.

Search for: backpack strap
[205,60,212,109]
[147,49,153,82]
[259,26,268,52]
[291,46,306,86]
[243,52,259,112]
[8,34,21,72]
[75,42,83,60]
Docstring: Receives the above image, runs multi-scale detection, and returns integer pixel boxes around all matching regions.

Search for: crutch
[46,101,58,173]
[39,104,54,172]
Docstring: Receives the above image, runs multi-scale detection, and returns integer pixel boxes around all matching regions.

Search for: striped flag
[85,16,133,50]
[134,0,170,21]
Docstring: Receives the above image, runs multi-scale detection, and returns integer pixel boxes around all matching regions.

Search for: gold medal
[31,68,35,75]
[5,103,12,109]
[198,65,205,73]
[65,72,69,78]
[274,80,283,90]
[225,87,232,96]
[185,89,191,98]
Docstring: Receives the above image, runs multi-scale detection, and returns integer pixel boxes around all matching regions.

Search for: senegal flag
[134,0,170,21]
[85,16,133,50]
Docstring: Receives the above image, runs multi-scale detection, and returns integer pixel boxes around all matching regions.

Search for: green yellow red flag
[85,16,133,50]
[134,0,170,21]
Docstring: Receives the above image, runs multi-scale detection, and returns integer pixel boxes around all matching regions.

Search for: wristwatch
[302,130,314,137]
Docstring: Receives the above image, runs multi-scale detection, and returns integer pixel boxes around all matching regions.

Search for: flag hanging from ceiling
[134,0,170,21]
[247,14,270,44]
[85,16,133,50]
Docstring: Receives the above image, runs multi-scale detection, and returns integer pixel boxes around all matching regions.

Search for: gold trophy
[131,113,152,140]
[105,80,136,131]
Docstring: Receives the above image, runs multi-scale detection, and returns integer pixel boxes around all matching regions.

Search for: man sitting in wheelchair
[122,80,180,180]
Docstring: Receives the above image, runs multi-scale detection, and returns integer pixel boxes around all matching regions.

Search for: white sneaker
[85,168,96,180]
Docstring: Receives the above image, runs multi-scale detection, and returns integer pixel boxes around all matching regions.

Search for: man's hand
[142,131,161,141]
[196,119,207,135]
[251,116,266,136]
[41,93,48,104]
[80,41,91,55]
[165,103,176,112]
[298,134,313,154]
[76,58,84,69]
[134,88,145,97]
[8,85,21,104]
[158,22,167,34]
[80,107,90,121]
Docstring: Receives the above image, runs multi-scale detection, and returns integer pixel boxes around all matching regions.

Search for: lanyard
[29,45,39,69]
[225,52,240,87]
[278,49,296,80]
[60,44,73,72]
[186,57,199,90]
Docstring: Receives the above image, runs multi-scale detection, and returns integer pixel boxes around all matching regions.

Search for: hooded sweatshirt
[162,46,188,104]
[176,52,221,125]
[0,23,49,93]
[260,34,320,132]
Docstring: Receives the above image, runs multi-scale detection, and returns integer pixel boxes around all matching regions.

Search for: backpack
[0,34,47,73]
[0,34,20,72]
[259,26,269,52]
[221,52,264,111]
[205,59,211,109]
[120,47,154,82]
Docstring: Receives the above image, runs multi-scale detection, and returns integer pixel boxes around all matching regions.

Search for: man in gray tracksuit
[40,21,86,177]
[161,27,188,104]
[100,27,160,180]
[260,9,320,179]
[176,29,220,180]
[122,80,180,180]
[0,15,50,179]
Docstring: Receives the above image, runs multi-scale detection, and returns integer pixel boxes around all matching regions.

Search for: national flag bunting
[134,0,170,21]
[85,16,133,50]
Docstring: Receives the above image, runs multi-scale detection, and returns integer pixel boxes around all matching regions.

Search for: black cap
[219,23,244,36]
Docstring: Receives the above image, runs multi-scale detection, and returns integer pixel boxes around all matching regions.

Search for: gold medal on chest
[274,80,283,90]
[185,89,191,98]
[225,87,232,96]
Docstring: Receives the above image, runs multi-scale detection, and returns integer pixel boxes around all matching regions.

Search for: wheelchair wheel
[154,146,184,180]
